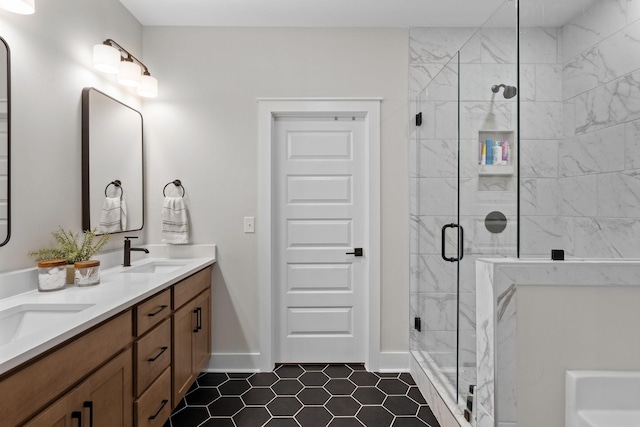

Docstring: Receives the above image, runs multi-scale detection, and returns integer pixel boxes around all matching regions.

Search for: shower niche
[478,130,515,176]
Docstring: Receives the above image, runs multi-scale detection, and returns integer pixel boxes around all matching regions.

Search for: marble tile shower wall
[559,0,640,258]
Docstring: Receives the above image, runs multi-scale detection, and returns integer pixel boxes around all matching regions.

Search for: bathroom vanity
[475,259,640,427]
[0,251,215,426]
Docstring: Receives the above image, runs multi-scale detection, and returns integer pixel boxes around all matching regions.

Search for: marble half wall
[476,258,640,427]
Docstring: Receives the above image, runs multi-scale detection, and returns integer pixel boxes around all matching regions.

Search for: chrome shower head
[491,84,517,99]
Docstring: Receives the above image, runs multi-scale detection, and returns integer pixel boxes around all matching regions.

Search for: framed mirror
[82,87,143,234]
[0,37,10,247]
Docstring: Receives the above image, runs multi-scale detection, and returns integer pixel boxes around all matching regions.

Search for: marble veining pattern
[559,124,625,176]
[574,69,640,134]
[563,47,599,100]
[598,18,640,83]
[559,175,598,216]
[562,0,626,60]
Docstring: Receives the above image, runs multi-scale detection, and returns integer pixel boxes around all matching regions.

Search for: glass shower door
[413,52,462,404]
[411,0,519,412]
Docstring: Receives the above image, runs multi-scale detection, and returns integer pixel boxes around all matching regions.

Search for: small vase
[66,264,75,285]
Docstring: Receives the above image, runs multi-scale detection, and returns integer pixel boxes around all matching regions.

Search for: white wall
[142,27,410,359]
[0,0,144,272]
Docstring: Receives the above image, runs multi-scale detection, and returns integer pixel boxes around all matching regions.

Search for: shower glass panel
[413,52,461,404]
[410,0,519,413]
[457,0,519,404]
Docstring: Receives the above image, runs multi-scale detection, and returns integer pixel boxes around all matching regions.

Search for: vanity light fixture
[0,0,35,14]
[92,39,158,98]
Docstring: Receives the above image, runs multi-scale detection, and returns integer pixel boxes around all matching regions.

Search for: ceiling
[119,0,599,28]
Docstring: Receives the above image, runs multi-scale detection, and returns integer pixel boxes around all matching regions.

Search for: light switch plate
[244,217,255,233]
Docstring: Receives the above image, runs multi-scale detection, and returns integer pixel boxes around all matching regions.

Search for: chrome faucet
[123,236,149,267]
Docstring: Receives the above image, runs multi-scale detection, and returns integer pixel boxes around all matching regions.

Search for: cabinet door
[23,386,85,427]
[173,298,197,405]
[193,289,211,374]
[84,348,133,427]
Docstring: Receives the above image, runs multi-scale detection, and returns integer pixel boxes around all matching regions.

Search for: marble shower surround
[549,0,640,259]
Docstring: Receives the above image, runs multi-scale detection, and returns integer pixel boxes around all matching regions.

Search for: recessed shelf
[478,165,514,176]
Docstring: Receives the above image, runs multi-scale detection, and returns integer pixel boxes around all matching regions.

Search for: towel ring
[105,180,123,199]
[163,179,185,198]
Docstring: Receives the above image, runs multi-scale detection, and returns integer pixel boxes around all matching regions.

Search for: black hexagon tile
[165,366,440,427]
[267,396,303,416]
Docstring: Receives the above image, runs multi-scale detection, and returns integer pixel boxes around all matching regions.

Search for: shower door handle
[441,223,464,262]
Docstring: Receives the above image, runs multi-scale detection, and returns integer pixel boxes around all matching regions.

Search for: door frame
[257,98,381,372]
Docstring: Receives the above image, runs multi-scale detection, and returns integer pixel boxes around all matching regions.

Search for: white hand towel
[161,197,189,244]
[120,197,128,231]
[99,197,123,233]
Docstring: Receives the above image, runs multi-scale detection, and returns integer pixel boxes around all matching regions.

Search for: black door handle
[346,248,363,256]
[193,309,199,333]
[197,307,202,331]
[441,223,464,262]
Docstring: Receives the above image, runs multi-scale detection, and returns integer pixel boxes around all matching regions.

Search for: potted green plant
[30,227,109,285]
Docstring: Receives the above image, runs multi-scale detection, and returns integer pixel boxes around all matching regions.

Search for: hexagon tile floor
[163,363,441,427]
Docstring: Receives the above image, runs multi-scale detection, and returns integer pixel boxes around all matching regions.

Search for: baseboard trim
[205,353,262,372]
[378,351,410,372]
[205,351,410,373]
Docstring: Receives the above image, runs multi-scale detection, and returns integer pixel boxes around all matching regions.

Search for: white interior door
[274,115,366,363]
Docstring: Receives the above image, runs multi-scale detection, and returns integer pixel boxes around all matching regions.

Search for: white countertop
[0,253,216,376]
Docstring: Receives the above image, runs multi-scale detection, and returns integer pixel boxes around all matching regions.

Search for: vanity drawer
[135,318,171,396]
[173,266,212,309]
[135,288,171,336]
[135,367,172,427]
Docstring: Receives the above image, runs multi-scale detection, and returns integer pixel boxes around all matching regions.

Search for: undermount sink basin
[125,260,189,274]
[0,303,95,345]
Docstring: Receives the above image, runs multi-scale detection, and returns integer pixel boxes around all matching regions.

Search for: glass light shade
[137,74,158,98]
[0,0,35,14]
[118,60,141,87]
[92,44,120,74]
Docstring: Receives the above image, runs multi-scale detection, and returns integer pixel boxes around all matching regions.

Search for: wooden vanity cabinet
[0,265,212,427]
[0,310,132,427]
[24,348,132,427]
[172,268,212,405]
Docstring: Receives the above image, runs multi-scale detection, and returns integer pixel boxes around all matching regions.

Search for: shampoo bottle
[493,140,503,165]
[485,139,493,165]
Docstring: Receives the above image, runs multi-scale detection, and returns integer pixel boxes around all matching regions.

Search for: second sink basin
[0,303,95,345]
[125,260,189,274]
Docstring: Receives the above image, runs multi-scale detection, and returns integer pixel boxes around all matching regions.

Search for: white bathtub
[566,370,640,427]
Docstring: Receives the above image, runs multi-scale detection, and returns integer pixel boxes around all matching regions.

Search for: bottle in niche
[493,140,503,165]
[485,139,493,165]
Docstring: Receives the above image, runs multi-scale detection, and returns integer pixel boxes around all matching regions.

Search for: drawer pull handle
[148,399,169,420]
[71,411,82,427]
[148,346,168,362]
[193,309,198,333]
[147,305,168,317]
[83,401,94,427]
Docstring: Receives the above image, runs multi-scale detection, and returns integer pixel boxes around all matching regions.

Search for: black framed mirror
[0,37,10,247]
[82,87,144,234]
